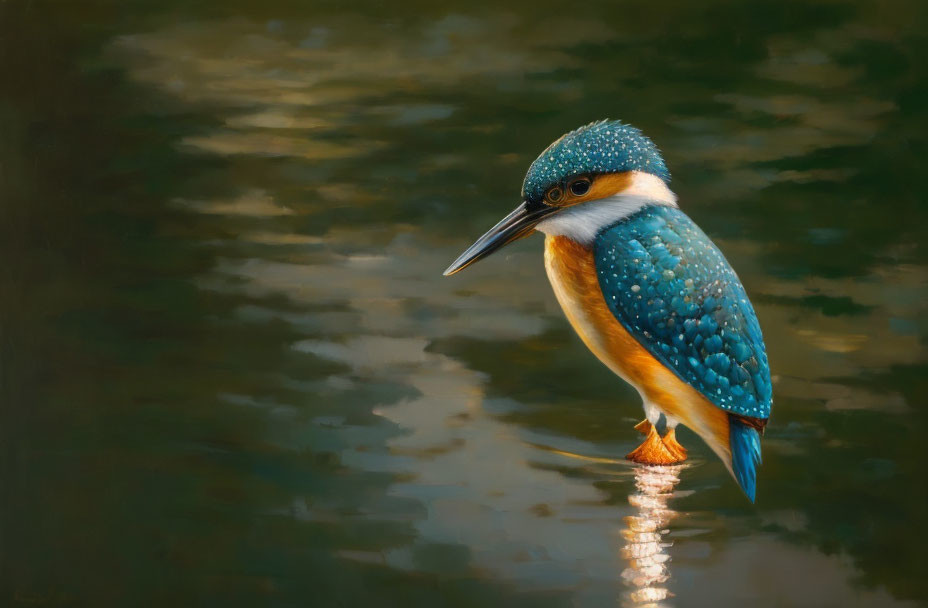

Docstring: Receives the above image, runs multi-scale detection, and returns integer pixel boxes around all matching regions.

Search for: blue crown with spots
[522,120,670,203]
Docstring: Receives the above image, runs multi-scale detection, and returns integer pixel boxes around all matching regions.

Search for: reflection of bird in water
[621,464,683,607]
[444,120,772,501]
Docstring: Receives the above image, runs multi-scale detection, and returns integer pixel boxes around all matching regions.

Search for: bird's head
[444,120,676,276]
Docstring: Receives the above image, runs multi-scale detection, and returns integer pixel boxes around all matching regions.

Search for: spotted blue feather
[522,120,670,204]
[593,205,772,419]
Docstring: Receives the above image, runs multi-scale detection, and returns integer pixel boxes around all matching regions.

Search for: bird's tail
[729,416,762,503]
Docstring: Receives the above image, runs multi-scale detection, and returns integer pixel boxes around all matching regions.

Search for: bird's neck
[535,171,677,246]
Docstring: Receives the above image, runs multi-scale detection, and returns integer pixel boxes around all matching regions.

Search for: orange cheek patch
[552,172,634,208]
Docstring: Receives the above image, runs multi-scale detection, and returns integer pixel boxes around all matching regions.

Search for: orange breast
[543,235,731,459]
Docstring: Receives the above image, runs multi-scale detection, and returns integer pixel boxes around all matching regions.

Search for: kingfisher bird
[444,120,771,502]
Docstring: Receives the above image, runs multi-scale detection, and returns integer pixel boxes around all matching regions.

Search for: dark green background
[2,1,926,606]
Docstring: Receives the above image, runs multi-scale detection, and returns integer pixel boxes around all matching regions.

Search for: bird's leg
[634,419,651,434]
[661,427,688,462]
[626,423,680,465]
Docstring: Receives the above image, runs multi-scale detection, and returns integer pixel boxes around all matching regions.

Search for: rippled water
[2,1,927,606]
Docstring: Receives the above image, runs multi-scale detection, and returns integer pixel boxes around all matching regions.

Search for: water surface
[2,1,927,606]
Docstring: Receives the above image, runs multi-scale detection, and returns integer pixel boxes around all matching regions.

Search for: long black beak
[443,201,557,276]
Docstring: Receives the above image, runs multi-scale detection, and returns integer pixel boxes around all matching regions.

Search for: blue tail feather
[729,417,762,502]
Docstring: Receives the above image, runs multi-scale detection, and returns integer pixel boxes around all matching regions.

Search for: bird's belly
[544,236,653,396]
[543,235,729,449]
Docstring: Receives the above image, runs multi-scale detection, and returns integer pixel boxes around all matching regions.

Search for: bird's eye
[569,177,592,196]
[546,187,563,204]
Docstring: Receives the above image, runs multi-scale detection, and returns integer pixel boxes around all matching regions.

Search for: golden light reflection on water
[621,464,684,608]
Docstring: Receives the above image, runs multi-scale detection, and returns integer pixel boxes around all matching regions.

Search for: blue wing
[594,205,771,419]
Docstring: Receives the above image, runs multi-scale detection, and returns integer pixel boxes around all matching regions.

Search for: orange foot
[662,427,688,462]
[626,424,681,465]
[631,420,688,463]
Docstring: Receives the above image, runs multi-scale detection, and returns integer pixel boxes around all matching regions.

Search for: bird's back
[594,205,772,419]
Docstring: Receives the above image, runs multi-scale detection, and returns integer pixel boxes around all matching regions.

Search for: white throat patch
[535,171,677,245]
